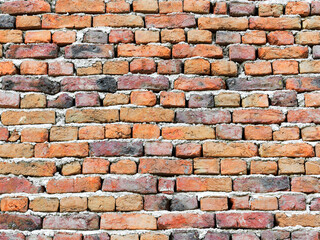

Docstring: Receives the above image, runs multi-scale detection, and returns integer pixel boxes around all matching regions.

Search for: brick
[216,125,242,140]
[215,93,241,107]
[62,76,116,92]
[83,158,109,174]
[259,4,283,17]
[234,176,290,193]
[119,75,168,91]
[292,176,320,193]
[158,60,182,74]
[242,30,266,45]
[273,60,298,75]
[174,76,225,91]
[53,31,76,45]
[188,29,212,44]
[0,214,41,231]
[259,46,308,59]
[173,44,223,58]
[66,109,118,123]
[159,1,182,13]
[88,196,115,212]
[251,197,278,211]
[233,233,259,240]
[111,235,138,240]
[109,30,134,43]
[0,233,25,240]
[110,160,136,175]
[204,142,258,157]
[54,233,82,240]
[261,230,290,240]
[1,197,28,212]
[161,29,185,43]
[249,17,301,30]
[141,233,168,240]
[244,62,272,76]
[194,158,219,175]
[132,124,160,139]
[90,141,143,157]
[279,194,306,211]
[116,194,143,211]
[0,15,15,28]
[296,31,320,45]
[20,61,48,75]
[146,14,195,28]
[276,213,320,227]
[133,0,158,13]
[260,143,314,157]
[160,92,185,107]
[0,176,41,193]
[211,61,237,76]
[198,17,248,30]
[120,107,174,122]
[139,158,192,175]
[1,0,50,14]
[286,1,310,16]
[145,142,173,156]
[287,109,320,123]
[83,30,107,43]
[101,213,156,230]
[311,198,320,211]
[162,126,214,140]
[46,177,101,193]
[292,231,320,240]
[158,213,214,229]
[300,60,320,73]
[105,124,131,139]
[29,198,59,212]
[233,109,285,124]
[0,61,17,76]
[0,91,19,108]
[221,159,247,175]
[0,30,22,43]
[158,178,175,194]
[171,195,197,211]
[302,126,320,140]
[56,0,105,13]
[229,45,256,62]
[35,142,88,158]
[306,161,320,175]
[16,15,41,29]
[106,1,130,13]
[49,62,74,76]
[230,2,255,16]
[43,214,99,230]
[118,44,170,58]
[2,111,55,125]
[176,109,231,124]
[60,196,87,212]
[144,194,170,211]
[103,61,129,75]
[65,44,113,59]
[75,92,100,107]
[273,127,300,141]
[184,58,210,75]
[0,127,9,141]
[47,93,74,108]
[0,161,55,176]
[184,0,209,13]
[176,143,201,158]
[130,58,156,74]
[42,14,91,29]
[268,31,294,45]
[21,93,46,108]
[227,76,283,90]
[271,91,297,107]
[79,126,104,140]
[214,2,227,14]
[61,162,81,176]
[286,77,320,92]
[230,196,250,210]
[93,15,143,27]
[188,93,214,108]
[305,93,320,107]
[25,30,51,43]
[6,44,58,59]
[216,212,273,229]
[135,30,159,44]
[177,176,232,192]
[245,126,272,140]
[200,197,228,211]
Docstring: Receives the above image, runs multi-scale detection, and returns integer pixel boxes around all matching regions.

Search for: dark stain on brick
[96,76,117,92]
[38,77,60,95]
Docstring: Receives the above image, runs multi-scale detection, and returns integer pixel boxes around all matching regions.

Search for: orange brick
[244,62,272,76]
[132,124,160,139]
[245,126,273,140]
[20,61,48,75]
[184,58,210,75]
[16,16,41,29]
[251,197,278,210]
[79,126,104,140]
[25,31,51,43]
[52,31,76,45]
[273,127,300,141]
[21,128,48,143]
[105,124,131,138]
[0,61,17,76]
[200,197,228,211]
[1,197,28,212]
[82,158,109,174]
[130,91,157,106]
[110,160,137,174]
[159,1,182,13]
[160,92,185,107]
[250,161,278,175]
[272,60,299,75]
[221,159,247,175]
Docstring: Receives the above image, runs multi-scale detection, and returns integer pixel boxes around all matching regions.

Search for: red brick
[1,0,50,14]
[46,177,101,193]
[146,14,195,28]
[229,45,256,62]
[268,31,294,45]
[52,31,76,45]
[110,160,136,175]
[42,14,91,29]
[101,213,156,230]
[82,158,109,174]
[158,213,214,229]
[102,176,157,193]
[56,0,105,13]
[173,44,223,58]
[43,214,99,230]
[6,44,58,59]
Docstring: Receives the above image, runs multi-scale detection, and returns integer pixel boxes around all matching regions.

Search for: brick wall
[0,0,320,239]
